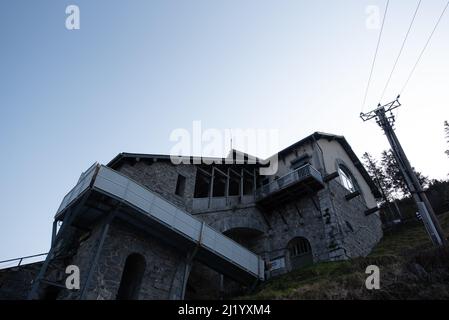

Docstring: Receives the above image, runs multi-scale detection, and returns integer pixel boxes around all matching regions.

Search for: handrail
[255,164,323,199]
[0,253,47,269]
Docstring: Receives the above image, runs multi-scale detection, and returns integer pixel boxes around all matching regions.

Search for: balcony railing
[255,164,324,201]
[0,253,47,270]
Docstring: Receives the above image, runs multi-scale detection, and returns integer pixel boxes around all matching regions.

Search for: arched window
[287,237,313,270]
[338,164,357,193]
[116,253,146,300]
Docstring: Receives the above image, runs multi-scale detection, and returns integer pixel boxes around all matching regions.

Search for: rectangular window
[175,174,186,197]
[290,154,310,170]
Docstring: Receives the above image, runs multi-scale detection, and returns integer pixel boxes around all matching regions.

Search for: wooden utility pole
[361,97,447,246]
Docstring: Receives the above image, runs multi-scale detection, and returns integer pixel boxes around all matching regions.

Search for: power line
[361,0,390,112]
[380,0,422,102]
[401,0,449,94]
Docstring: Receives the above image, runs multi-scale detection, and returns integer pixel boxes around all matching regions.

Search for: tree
[380,150,406,198]
[362,152,403,222]
[380,149,429,198]
[445,121,449,158]
[362,152,393,202]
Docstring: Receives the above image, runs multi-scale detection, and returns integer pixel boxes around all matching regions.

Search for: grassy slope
[241,212,449,300]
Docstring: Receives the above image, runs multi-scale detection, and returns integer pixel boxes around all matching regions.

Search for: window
[229,177,240,196]
[212,175,226,197]
[338,165,357,192]
[288,237,312,257]
[175,174,186,197]
[287,237,313,270]
[290,154,310,170]
[194,171,210,198]
[243,175,253,195]
[116,253,146,300]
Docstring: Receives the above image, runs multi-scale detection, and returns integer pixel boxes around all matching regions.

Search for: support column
[219,274,224,300]
[28,206,79,300]
[51,220,58,247]
[208,167,215,208]
[225,168,230,206]
[180,258,193,300]
[79,210,117,300]
[253,168,257,197]
[240,168,244,200]
[181,222,204,300]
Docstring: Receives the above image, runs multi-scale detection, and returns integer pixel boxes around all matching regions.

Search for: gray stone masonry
[58,219,187,300]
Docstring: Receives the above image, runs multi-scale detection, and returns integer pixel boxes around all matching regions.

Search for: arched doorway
[287,237,313,270]
[116,253,146,300]
[223,227,264,252]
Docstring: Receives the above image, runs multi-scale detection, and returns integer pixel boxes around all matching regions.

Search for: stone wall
[117,160,196,212]
[194,195,330,277]
[263,195,329,274]
[0,262,43,299]
[326,180,383,258]
[59,219,187,300]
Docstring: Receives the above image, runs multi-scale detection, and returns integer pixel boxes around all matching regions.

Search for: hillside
[241,212,449,300]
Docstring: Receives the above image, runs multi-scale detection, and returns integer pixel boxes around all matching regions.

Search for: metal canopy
[55,164,265,284]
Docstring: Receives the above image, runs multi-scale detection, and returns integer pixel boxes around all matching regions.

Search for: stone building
[0,132,383,300]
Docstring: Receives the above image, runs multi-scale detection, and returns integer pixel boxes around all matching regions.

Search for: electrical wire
[361,0,390,112]
[380,0,422,102]
[400,0,449,94]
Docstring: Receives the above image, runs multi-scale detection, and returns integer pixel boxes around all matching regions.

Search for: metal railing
[255,164,323,200]
[0,253,47,270]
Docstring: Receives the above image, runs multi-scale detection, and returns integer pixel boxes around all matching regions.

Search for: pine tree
[380,150,406,197]
[380,149,429,197]
[445,121,449,157]
[362,152,393,202]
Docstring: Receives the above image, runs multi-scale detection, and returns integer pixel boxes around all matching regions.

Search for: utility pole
[360,96,447,247]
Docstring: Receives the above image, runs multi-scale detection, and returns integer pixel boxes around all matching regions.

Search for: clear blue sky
[1,0,448,260]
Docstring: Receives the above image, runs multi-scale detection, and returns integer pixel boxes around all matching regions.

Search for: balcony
[255,164,325,209]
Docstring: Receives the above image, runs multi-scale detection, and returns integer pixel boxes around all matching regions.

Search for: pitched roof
[107,151,263,169]
[106,132,380,198]
[277,132,380,198]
